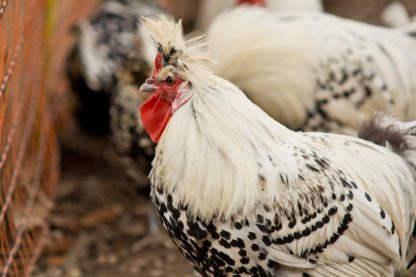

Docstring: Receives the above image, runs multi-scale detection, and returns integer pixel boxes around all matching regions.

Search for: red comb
[152,53,163,79]
[235,0,265,6]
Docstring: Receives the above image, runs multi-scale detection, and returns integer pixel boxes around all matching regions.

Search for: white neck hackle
[151,76,297,221]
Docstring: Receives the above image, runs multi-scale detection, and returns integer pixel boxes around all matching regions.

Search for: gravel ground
[33,146,195,277]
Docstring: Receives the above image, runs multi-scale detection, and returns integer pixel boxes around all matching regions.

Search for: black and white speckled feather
[74,0,159,92]
[150,130,412,276]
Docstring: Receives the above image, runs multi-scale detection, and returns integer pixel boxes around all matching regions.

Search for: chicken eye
[166,76,174,85]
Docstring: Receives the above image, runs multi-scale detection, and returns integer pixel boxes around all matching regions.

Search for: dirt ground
[33,143,195,277]
[34,1,416,276]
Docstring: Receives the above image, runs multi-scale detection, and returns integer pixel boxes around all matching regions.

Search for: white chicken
[139,16,416,276]
[207,5,416,135]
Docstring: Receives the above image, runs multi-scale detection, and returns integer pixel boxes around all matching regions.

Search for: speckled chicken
[138,16,416,277]
[67,0,159,185]
[207,4,416,135]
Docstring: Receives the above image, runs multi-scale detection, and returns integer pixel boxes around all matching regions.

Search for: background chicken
[67,0,159,185]
[140,16,416,276]
[207,5,416,135]
[68,0,158,133]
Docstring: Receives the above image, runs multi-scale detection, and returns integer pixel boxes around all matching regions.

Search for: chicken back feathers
[207,6,416,135]
[141,16,416,277]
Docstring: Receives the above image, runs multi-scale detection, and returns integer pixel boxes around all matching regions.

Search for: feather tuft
[358,113,409,154]
[140,15,213,90]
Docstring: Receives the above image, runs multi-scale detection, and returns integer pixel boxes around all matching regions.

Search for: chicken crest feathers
[140,15,213,88]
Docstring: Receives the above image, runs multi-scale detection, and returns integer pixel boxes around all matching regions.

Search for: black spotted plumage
[153,187,278,277]
[67,0,161,186]
[152,181,360,276]
[150,144,369,276]
[148,126,411,276]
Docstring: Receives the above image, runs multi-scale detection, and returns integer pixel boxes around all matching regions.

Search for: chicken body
[207,6,416,135]
[140,16,416,276]
[68,0,158,185]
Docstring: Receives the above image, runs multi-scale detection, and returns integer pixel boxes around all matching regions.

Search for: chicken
[207,6,416,135]
[67,0,159,185]
[109,66,156,186]
[139,16,416,276]
[68,0,155,134]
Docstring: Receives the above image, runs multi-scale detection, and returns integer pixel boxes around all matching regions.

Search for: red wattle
[140,93,173,143]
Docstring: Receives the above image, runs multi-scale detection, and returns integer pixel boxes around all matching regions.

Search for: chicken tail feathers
[358,113,415,156]
[359,113,416,175]
[359,113,416,268]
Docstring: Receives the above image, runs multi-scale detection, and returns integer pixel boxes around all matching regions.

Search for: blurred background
[1,0,416,276]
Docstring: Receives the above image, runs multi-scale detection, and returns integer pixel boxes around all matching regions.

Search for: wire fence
[0,0,98,275]
[0,0,60,275]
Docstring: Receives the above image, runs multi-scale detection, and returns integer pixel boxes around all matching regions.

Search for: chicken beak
[139,80,157,93]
